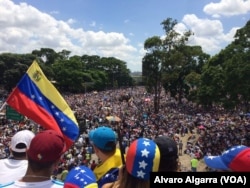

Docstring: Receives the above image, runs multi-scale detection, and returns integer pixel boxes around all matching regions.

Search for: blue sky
[0,0,249,72]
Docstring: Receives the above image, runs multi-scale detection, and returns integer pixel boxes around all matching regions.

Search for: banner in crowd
[6,105,24,121]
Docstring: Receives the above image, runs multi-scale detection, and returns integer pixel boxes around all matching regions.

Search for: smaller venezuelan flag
[64,166,98,188]
[6,60,79,149]
[126,138,160,180]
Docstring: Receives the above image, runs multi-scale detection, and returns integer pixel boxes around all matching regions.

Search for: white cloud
[0,0,248,72]
[204,0,250,17]
[0,0,141,71]
[67,19,76,25]
[177,14,239,55]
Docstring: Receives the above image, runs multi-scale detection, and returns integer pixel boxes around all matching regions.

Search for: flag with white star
[126,138,160,180]
[6,60,79,150]
[204,145,250,171]
[97,167,119,188]
[64,165,98,188]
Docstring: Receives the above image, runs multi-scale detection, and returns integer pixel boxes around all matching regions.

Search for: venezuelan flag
[6,60,79,150]
[126,138,160,180]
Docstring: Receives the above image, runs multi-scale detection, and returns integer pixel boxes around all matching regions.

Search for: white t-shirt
[0,159,28,184]
[0,179,64,188]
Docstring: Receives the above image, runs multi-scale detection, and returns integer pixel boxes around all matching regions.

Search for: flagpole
[0,101,7,112]
[117,122,125,165]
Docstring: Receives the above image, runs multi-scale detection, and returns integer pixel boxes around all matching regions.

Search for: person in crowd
[204,145,250,172]
[103,137,160,188]
[178,140,183,156]
[63,165,98,188]
[59,165,69,182]
[90,160,97,171]
[154,135,179,171]
[190,156,199,172]
[1,129,66,187]
[0,130,35,185]
[177,159,182,172]
[2,86,250,175]
[89,126,123,188]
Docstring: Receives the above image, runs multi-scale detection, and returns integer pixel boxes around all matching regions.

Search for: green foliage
[143,17,209,111]
[0,49,134,93]
[1,18,249,112]
[197,19,250,110]
[143,17,250,111]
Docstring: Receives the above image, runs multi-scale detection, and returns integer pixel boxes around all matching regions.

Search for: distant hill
[130,72,143,85]
[130,72,142,76]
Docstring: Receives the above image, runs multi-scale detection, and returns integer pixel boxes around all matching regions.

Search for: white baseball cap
[10,130,35,153]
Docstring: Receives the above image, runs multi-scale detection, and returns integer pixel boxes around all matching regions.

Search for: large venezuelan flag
[6,60,79,150]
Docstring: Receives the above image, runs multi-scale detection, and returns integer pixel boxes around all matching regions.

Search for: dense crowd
[0,86,250,179]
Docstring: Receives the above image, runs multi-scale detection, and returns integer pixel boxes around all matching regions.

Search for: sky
[0,0,249,72]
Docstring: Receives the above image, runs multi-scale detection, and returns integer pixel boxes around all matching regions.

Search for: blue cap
[89,126,116,151]
[89,129,95,140]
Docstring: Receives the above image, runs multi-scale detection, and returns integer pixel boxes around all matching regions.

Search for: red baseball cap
[27,130,66,164]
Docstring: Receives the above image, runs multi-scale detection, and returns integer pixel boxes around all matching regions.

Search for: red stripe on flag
[126,140,137,173]
[7,87,60,131]
[7,88,74,149]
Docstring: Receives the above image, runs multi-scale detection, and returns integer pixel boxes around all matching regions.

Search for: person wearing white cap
[0,129,35,185]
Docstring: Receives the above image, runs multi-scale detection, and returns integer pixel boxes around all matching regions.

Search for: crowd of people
[0,86,250,187]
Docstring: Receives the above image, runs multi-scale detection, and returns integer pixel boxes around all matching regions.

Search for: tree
[197,64,225,108]
[32,48,58,65]
[52,59,86,92]
[162,45,209,103]
[197,19,250,111]
[3,63,29,91]
[142,18,208,112]
[143,36,164,113]
[0,53,36,91]
[100,57,132,89]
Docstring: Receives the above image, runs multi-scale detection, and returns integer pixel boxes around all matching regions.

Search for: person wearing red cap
[1,130,67,187]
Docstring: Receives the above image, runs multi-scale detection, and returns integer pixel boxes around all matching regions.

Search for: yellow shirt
[94,148,123,181]
[60,169,68,182]
[191,158,198,168]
